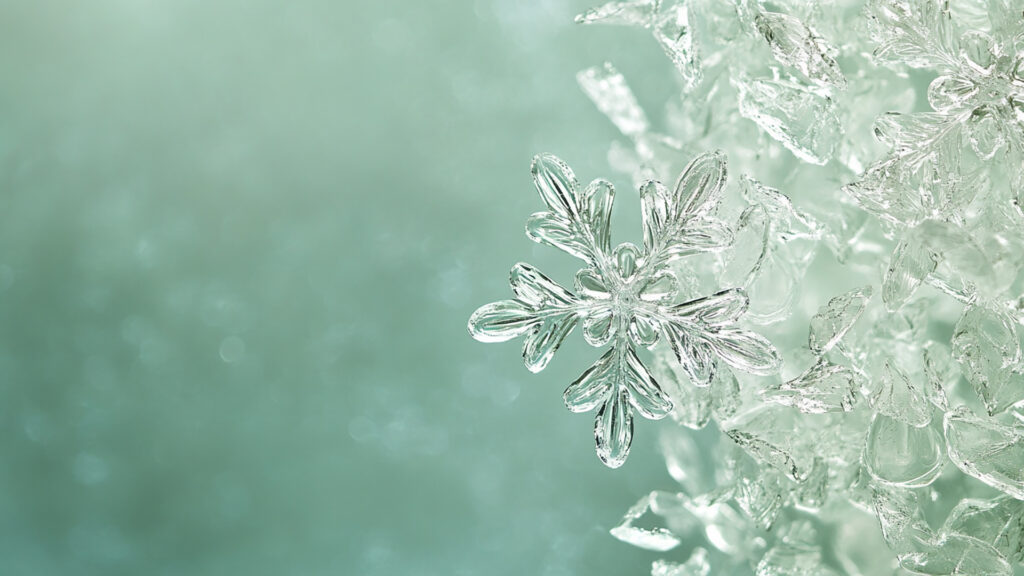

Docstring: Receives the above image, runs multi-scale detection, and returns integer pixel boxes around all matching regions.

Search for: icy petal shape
[641,151,729,262]
[610,490,691,552]
[754,11,845,88]
[899,533,1011,576]
[652,4,702,89]
[734,76,839,165]
[668,289,749,327]
[808,286,872,355]
[575,268,611,300]
[651,548,710,576]
[882,239,937,312]
[575,0,658,27]
[958,30,996,72]
[637,270,678,303]
[565,346,672,419]
[703,328,781,376]
[596,387,634,468]
[471,265,580,367]
[927,74,978,114]
[864,413,943,488]
[869,360,932,427]
[510,262,577,308]
[531,154,582,220]
[468,300,541,343]
[583,178,616,254]
[629,312,661,348]
[944,409,1024,499]
[943,496,1024,564]
[528,155,617,263]
[623,344,672,418]
[952,304,1024,415]
[523,312,578,373]
[763,359,857,414]
[582,307,615,347]
[577,63,650,138]
[664,328,715,386]
[967,106,1006,161]
[564,349,616,413]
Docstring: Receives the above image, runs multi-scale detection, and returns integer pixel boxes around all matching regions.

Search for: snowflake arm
[469,152,781,467]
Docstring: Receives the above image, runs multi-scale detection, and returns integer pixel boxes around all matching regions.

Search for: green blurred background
[0,1,694,574]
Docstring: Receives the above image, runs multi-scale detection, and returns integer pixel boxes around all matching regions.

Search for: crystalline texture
[899,533,1012,576]
[952,303,1024,415]
[574,0,658,27]
[762,360,857,414]
[943,496,1024,564]
[469,152,779,467]
[808,286,871,355]
[869,359,932,428]
[864,413,943,487]
[652,3,701,89]
[944,408,1024,499]
[754,11,846,88]
[756,521,841,576]
[734,75,840,165]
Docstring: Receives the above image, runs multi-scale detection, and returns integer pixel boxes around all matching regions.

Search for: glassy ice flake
[469,152,779,467]
[762,359,857,414]
[942,496,1024,564]
[944,408,1024,499]
[807,286,871,355]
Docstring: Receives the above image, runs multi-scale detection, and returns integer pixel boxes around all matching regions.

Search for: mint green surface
[0,1,685,574]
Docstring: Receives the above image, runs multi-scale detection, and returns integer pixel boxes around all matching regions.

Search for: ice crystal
[470,0,1024,572]
[469,152,780,467]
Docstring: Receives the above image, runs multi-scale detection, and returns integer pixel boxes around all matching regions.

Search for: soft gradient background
[0,1,695,574]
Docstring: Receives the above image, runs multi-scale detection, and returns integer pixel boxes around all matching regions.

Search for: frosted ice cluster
[470,0,1024,574]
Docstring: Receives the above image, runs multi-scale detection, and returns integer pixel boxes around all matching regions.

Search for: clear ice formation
[469,152,780,467]
[469,0,1024,573]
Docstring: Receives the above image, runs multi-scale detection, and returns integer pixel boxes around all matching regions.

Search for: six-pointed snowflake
[468,151,781,467]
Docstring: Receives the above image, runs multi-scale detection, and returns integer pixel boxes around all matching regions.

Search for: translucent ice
[470,152,780,467]
[944,408,1024,499]
[942,496,1024,564]
[807,286,871,356]
[762,360,858,414]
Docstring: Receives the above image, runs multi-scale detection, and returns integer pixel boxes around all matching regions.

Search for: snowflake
[852,0,1024,219]
[845,0,1024,309]
[468,151,781,468]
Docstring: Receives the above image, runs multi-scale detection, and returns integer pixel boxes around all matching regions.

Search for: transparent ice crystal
[469,152,780,467]
[469,0,1024,572]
